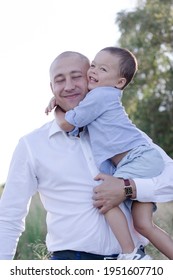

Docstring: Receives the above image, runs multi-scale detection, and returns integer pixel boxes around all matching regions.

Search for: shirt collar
[48,119,63,138]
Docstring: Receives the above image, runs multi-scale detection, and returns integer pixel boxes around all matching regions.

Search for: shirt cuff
[68,127,79,137]
[133,178,155,202]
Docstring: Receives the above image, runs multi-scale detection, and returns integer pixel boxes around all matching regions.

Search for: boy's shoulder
[89,86,120,95]
[87,87,121,102]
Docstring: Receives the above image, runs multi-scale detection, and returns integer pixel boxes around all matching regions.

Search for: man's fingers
[93,199,104,208]
[94,203,111,214]
[98,206,108,214]
[94,173,107,181]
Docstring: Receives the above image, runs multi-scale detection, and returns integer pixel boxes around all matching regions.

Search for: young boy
[46,47,173,260]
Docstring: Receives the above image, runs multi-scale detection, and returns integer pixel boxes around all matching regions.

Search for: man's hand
[93,173,125,214]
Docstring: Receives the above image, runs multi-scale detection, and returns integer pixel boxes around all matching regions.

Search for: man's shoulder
[22,120,54,141]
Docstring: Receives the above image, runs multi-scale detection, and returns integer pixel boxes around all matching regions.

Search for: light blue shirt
[65,87,149,172]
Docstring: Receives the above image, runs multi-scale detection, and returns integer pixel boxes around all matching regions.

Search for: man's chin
[60,104,77,112]
[65,101,83,111]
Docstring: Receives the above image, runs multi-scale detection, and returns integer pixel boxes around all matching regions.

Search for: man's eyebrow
[53,73,64,80]
[70,70,83,75]
[54,70,82,80]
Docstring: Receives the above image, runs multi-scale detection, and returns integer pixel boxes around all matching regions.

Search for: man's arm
[0,138,37,259]
[93,154,173,214]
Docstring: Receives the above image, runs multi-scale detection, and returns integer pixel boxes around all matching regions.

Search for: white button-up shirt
[0,120,173,259]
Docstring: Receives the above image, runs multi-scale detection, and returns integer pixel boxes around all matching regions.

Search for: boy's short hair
[101,47,138,89]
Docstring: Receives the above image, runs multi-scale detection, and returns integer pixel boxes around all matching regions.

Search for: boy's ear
[116,78,126,89]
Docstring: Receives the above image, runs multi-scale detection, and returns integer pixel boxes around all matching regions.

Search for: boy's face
[87,50,123,90]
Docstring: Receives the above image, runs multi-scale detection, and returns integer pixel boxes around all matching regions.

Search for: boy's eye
[100,67,107,72]
[90,64,95,68]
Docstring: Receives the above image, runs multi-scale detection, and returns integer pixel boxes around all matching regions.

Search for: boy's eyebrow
[90,61,109,68]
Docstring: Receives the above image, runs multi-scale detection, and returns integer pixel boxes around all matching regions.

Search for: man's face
[50,55,89,112]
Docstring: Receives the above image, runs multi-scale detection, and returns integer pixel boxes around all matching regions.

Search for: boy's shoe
[117,246,152,260]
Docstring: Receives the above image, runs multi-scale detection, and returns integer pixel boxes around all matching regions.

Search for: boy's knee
[133,219,153,237]
[133,220,145,235]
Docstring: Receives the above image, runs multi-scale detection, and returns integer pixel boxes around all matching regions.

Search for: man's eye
[55,79,64,83]
[72,75,82,79]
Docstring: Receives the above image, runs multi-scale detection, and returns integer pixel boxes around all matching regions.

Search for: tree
[116,0,173,157]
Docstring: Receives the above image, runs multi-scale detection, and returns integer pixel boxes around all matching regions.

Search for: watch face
[125,186,133,197]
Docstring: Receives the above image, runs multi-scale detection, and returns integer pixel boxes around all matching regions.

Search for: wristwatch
[123,179,133,198]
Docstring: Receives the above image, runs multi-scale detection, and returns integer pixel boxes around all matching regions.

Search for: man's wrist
[129,179,136,199]
[120,178,136,199]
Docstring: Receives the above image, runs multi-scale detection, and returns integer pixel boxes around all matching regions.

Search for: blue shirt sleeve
[65,87,120,127]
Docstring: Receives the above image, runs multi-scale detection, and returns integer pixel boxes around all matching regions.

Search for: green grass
[0,184,173,259]
[146,202,173,260]
[14,193,48,260]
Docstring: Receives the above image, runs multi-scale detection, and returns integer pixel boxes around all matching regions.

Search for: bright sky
[0,0,137,183]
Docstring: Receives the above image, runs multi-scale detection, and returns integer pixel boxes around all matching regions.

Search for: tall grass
[146,202,173,260]
[14,193,48,260]
[0,184,173,259]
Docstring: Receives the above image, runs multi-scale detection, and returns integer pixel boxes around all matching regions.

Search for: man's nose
[64,78,75,91]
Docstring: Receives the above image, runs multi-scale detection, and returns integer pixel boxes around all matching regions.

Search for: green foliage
[146,202,173,260]
[0,183,5,191]
[116,0,173,157]
[14,193,47,260]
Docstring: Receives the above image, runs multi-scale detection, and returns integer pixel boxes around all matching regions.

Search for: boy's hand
[45,96,57,115]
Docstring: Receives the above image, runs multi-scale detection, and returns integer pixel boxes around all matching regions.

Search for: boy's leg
[105,207,135,253]
[132,201,173,260]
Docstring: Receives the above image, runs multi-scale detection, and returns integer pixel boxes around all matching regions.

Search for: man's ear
[116,78,126,89]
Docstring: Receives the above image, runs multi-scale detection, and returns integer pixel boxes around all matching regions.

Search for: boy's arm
[45,97,74,131]
[55,107,75,132]
[45,96,57,115]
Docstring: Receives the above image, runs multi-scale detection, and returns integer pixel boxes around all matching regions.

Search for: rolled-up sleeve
[134,162,173,203]
[65,88,110,127]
